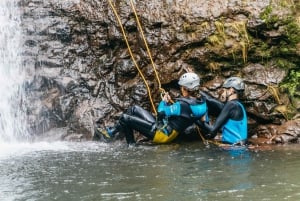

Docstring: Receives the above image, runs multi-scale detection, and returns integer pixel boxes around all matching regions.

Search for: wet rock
[252,119,300,144]
[20,0,300,143]
[243,63,286,86]
[277,119,300,137]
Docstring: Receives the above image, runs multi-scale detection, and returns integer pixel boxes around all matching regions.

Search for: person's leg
[118,120,135,144]
[96,105,156,143]
[126,105,156,122]
[119,113,155,141]
[116,105,156,144]
[109,105,155,135]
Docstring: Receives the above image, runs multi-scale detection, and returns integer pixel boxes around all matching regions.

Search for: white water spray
[0,1,29,142]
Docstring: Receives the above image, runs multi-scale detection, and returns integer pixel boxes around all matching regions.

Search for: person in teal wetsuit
[197,77,247,145]
[95,72,208,146]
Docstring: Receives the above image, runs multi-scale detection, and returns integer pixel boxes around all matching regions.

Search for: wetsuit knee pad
[126,105,142,115]
[119,113,130,125]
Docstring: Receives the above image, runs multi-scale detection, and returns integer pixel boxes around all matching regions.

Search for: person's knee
[120,114,130,125]
[129,105,142,114]
[125,105,138,115]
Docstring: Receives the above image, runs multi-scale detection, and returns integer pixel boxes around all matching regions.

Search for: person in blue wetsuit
[197,77,247,145]
[94,72,208,146]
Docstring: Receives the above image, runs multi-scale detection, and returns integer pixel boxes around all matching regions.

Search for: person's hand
[162,92,171,103]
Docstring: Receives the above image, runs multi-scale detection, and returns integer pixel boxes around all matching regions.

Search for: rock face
[20,0,300,143]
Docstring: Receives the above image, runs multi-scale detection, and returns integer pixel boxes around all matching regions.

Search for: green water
[0,141,299,201]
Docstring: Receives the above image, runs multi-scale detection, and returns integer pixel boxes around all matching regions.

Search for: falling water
[0,0,29,142]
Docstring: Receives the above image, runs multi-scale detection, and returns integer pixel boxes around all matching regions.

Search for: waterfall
[0,0,29,142]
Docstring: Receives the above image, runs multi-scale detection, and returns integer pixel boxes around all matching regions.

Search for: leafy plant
[280,69,300,96]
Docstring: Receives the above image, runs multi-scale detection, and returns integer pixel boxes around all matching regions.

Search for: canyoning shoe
[95,127,113,142]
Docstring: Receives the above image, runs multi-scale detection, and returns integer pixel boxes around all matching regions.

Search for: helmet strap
[180,86,189,97]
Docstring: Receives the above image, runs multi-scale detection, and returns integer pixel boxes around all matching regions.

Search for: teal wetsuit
[197,96,247,145]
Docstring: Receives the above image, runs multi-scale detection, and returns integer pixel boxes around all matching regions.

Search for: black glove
[195,120,215,139]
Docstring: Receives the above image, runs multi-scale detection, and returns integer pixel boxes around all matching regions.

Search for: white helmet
[178,72,200,90]
[223,77,245,91]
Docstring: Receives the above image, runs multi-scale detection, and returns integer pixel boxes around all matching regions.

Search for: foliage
[284,18,300,45]
[260,6,279,29]
[276,58,296,69]
[280,69,300,97]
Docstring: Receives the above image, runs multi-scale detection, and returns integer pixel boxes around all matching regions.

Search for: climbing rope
[107,0,158,114]
[196,126,209,145]
[130,0,175,104]
[129,0,165,94]
[108,0,215,146]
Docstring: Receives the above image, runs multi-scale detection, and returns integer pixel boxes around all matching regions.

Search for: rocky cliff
[20,0,300,144]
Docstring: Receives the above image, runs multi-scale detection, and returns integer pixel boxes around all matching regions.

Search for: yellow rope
[196,125,228,146]
[108,1,219,146]
[107,0,157,114]
[196,126,209,145]
[129,0,164,93]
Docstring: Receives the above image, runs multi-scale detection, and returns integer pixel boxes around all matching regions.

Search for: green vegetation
[285,19,300,44]
[280,69,300,97]
[279,69,300,119]
[205,20,250,64]
[256,2,300,119]
[259,6,300,75]
[260,5,279,29]
[276,58,296,69]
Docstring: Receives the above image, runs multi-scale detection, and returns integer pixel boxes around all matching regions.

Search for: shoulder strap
[175,97,204,105]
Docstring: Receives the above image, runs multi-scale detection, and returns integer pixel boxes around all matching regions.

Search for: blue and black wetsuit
[197,92,247,145]
[116,97,207,144]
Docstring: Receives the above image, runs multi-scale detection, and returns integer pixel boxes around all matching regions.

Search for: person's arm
[157,93,181,117]
[196,102,234,139]
[200,91,224,116]
[157,100,180,116]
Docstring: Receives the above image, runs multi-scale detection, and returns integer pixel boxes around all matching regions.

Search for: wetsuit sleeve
[196,101,235,139]
[157,100,181,116]
[200,91,224,116]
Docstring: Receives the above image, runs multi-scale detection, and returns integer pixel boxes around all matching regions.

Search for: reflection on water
[0,142,300,201]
